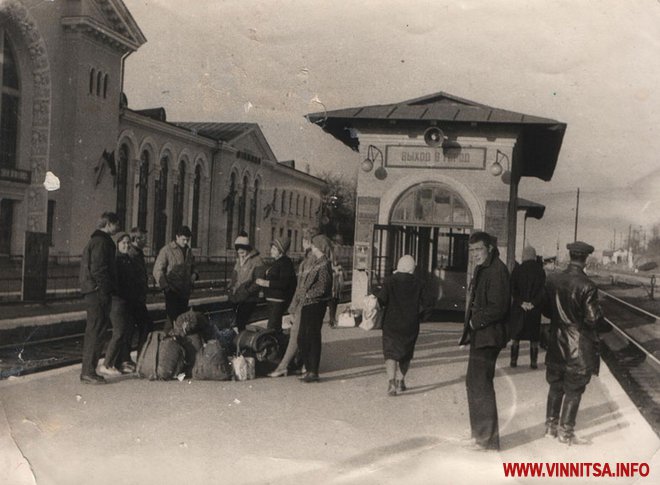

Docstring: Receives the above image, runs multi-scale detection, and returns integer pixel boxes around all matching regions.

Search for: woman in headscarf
[377,255,430,396]
[509,246,546,368]
[296,234,333,382]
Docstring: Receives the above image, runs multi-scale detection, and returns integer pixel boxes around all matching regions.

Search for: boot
[530,342,539,369]
[545,391,563,438]
[397,378,407,393]
[510,341,519,368]
[545,417,558,438]
[558,396,588,445]
[387,379,398,397]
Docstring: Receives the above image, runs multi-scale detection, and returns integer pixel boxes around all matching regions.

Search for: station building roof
[306,91,566,182]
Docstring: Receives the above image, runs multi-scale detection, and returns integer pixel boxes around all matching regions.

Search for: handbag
[337,308,357,328]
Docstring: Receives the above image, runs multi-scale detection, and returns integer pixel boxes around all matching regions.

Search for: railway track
[0,303,271,379]
[598,290,660,436]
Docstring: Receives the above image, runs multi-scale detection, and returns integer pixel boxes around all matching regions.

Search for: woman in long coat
[509,246,546,368]
[377,255,430,396]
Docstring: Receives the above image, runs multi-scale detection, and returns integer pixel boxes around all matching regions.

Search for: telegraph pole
[573,187,580,241]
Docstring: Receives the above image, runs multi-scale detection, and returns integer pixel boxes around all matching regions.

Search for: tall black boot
[510,341,519,368]
[545,391,563,438]
[530,342,539,369]
[558,396,588,445]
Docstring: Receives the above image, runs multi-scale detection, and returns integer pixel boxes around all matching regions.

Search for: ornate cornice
[61,16,141,53]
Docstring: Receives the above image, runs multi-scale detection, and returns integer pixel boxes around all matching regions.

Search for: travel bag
[234,325,286,376]
[136,331,186,380]
[192,340,232,381]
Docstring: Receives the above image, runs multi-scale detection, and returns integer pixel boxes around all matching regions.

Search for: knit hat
[302,227,320,241]
[114,231,130,244]
[311,234,333,259]
[271,237,291,255]
[234,231,252,250]
[394,255,416,274]
[522,246,537,262]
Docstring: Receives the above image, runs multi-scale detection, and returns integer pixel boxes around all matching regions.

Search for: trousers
[81,291,112,376]
[466,344,501,450]
[298,301,327,375]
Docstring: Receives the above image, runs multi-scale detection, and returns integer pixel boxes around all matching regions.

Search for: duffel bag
[192,340,232,381]
[234,326,285,376]
[137,331,186,380]
[172,310,210,337]
[180,333,204,375]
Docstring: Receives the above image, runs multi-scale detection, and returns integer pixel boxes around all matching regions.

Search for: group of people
[79,211,343,385]
[79,212,199,384]
[376,230,603,451]
[226,229,343,382]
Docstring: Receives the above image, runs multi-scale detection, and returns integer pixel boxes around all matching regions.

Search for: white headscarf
[394,255,416,274]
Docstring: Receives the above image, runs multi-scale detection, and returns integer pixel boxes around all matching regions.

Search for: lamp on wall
[491,149,510,180]
[362,145,387,180]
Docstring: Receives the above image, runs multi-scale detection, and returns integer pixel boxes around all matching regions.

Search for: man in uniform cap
[542,240,603,445]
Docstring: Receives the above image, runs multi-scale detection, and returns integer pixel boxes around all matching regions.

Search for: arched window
[137,150,149,231]
[89,68,95,94]
[96,71,102,96]
[153,155,169,251]
[303,196,307,218]
[309,199,315,219]
[172,160,186,239]
[288,192,293,215]
[390,183,473,226]
[249,179,259,240]
[296,194,300,216]
[226,173,236,249]
[238,175,248,232]
[191,165,202,246]
[1,34,20,168]
[103,74,108,99]
[272,188,278,213]
[281,189,286,213]
[115,144,129,229]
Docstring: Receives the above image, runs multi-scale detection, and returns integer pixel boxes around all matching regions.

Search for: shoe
[558,433,589,446]
[387,379,397,397]
[296,366,307,379]
[80,373,106,385]
[397,379,407,393]
[301,372,319,383]
[268,368,288,378]
[97,364,122,377]
[120,362,136,374]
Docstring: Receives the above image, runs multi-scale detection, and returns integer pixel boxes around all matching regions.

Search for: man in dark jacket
[79,212,120,384]
[459,231,510,450]
[543,241,603,445]
[153,226,198,332]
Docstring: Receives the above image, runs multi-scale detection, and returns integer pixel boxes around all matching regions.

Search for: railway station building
[307,92,566,309]
[0,0,324,268]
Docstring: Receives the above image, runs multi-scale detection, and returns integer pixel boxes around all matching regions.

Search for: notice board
[484,200,508,246]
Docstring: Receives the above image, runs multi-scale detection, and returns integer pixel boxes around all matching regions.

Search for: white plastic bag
[360,294,383,331]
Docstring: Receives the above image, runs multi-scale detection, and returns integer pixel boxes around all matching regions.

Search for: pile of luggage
[135,310,287,381]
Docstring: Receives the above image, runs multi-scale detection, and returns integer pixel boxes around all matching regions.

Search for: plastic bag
[360,294,383,331]
[231,355,255,381]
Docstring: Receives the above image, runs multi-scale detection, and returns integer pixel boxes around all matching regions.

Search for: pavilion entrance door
[369,182,473,311]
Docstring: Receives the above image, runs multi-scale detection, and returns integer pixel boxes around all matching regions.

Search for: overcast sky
[123,0,660,253]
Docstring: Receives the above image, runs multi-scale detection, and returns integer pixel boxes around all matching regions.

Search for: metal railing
[0,253,353,302]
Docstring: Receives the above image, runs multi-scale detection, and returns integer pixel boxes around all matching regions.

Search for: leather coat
[543,263,603,375]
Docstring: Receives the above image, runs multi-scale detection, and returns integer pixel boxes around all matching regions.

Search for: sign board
[484,200,508,246]
[355,196,380,242]
[22,232,49,301]
[386,145,486,170]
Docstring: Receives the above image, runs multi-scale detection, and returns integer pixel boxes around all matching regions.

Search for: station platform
[1,317,658,485]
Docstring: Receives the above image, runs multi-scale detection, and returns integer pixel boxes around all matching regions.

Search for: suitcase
[192,340,232,381]
[137,331,186,380]
[234,326,287,376]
